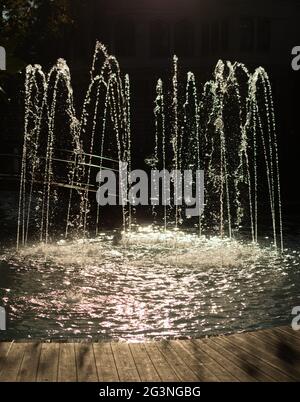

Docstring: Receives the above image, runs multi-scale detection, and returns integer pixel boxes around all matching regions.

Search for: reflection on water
[0,226,300,341]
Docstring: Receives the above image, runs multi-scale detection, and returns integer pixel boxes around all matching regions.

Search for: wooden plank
[17,342,41,382]
[155,340,200,382]
[273,327,300,345]
[169,340,221,382]
[144,342,179,382]
[0,342,26,382]
[275,326,300,338]
[93,342,119,382]
[278,326,300,338]
[111,342,141,382]
[193,339,257,382]
[0,326,298,383]
[172,340,235,382]
[228,332,299,381]
[212,336,274,381]
[250,331,300,367]
[256,327,300,352]
[58,343,77,382]
[75,343,98,382]
[37,343,59,382]
[130,343,160,382]
[250,330,300,373]
[225,334,295,382]
[0,342,12,371]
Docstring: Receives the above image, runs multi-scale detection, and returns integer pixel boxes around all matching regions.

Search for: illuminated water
[17,42,283,249]
[0,42,296,341]
[1,226,299,341]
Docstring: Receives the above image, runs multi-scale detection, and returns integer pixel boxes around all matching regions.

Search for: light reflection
[0,225,300,341]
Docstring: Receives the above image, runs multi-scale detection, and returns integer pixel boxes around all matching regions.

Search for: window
[114,20,136,57]
[174,21,194,58]
[240,17,255,51]
[201,20,230,54]
[221,19,229,51]
[150,21,170,58]
[257,18,271,52]
[201,23,210,55]
[211,22,220,53]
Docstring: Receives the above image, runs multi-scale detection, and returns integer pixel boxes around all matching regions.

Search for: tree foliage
[0,1,75,128]
[0,0,74,67]
[1,0,73,40]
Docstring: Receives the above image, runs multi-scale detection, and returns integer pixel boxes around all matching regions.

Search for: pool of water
[1,226,300,341]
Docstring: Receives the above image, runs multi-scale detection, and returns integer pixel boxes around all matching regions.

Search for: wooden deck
[0,326,299,382]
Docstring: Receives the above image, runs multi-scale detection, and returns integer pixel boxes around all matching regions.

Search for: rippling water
[0,226,300,341]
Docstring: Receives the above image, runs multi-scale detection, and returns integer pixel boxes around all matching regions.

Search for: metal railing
[0,149,120,193]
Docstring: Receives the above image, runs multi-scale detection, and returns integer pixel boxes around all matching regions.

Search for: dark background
[1,0,300,211]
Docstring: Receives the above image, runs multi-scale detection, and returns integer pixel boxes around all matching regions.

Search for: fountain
[152,56,282,249]
[17,42,131,248]
[17,41,282,250]
[1,41,297,342]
